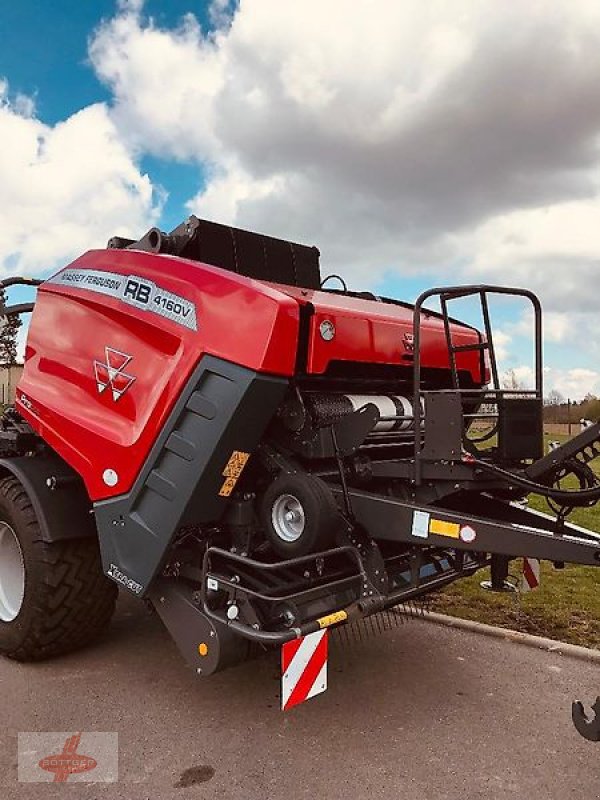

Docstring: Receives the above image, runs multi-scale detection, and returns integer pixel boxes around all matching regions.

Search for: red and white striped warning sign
[281,630,328,711]
[521,557,541,593]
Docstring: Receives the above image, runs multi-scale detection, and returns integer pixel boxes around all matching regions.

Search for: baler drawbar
[0,216,598,724]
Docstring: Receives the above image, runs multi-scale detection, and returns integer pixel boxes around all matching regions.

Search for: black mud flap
[94,355,287,596]
[0,454,97,541]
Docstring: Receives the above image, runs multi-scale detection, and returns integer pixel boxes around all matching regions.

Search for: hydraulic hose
[471,457,600,505]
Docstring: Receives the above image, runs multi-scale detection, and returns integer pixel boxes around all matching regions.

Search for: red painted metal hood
[266,283,484,380]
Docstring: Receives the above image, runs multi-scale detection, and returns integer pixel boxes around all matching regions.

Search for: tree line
[544,392,600,424]
[503,369,599,423]
[0,287,21,366]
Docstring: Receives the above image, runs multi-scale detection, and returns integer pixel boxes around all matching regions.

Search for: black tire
[260,473,341,558]
[0,475,118,662]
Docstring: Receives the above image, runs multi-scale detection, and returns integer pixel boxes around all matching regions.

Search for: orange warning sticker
[218,450,250,497]
[429,519,461,539]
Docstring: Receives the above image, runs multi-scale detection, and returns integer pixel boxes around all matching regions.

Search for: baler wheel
[260,473,340,558]
[0,476,117,662]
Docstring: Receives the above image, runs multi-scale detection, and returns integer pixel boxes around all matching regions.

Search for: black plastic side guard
[94,355,287,596]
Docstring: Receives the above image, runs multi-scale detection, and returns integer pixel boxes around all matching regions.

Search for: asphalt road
[1,594,599,799]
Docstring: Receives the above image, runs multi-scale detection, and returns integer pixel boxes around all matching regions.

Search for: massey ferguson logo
[403,333,415,352]
[93,347,135,402]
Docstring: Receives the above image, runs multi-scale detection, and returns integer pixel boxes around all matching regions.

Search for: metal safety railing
[0,277,43,318]
[411,285,544,484]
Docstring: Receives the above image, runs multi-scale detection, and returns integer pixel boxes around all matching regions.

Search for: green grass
[429,434,600,649]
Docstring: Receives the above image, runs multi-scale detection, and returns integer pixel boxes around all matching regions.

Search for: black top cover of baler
[108,215,322,290]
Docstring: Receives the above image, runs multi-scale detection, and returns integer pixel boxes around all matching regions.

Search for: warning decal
[282,631,328,711]
[218,450,250,497]
[429,519,461,539]
[521,558,541,593]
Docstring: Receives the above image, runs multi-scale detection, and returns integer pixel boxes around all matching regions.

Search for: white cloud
[542,313,571,344]
[544,367,600,400]
[493,329,511,364]
[208,0,237,29]
[84,0,600,396]
[88,0,600,285]
[0,81,160,277]
[89,9,224,162]
[502,364,600,400]
[460,198,600,313]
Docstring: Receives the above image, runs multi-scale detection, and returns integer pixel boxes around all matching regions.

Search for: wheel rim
[0,522,25,622]
[271,494,306,543]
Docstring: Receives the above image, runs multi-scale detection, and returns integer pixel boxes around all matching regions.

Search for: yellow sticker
[317,610,348,629]
[429,519,461,539]
[218,450,250,497]
[222,450,250,478]
[219,477,237,497]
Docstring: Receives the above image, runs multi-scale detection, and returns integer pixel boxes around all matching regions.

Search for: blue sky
[1,1,599,398]
[2,1,214,122]
[0,0,206,224]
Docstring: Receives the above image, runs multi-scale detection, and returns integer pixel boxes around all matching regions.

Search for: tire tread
[0,475,117,662]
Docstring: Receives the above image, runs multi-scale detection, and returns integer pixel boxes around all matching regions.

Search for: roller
[304,393,425,433]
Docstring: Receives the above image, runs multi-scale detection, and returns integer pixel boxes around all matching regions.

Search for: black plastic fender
[0,454,97,542]
[94,355,288,597]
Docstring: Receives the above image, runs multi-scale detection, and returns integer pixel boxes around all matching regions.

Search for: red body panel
[269,284,483,379]
[16,249,300,501]
[17,250,483,502]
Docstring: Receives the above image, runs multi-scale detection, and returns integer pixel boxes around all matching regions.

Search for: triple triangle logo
[93,347,136,402]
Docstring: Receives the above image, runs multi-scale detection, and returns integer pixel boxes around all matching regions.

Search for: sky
[1,0,599,399]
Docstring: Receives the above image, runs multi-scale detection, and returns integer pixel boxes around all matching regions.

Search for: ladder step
[451,342,488,354]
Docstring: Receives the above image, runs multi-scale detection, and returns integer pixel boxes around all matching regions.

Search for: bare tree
[545,389,565,407]
[502,368,524,391]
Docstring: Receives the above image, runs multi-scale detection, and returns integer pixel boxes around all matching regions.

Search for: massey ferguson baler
[0,216,599,719]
